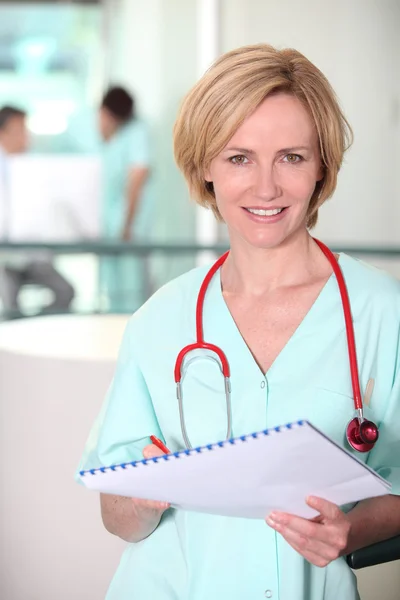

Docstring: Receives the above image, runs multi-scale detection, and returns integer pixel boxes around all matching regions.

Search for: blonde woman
[78,44,400,600]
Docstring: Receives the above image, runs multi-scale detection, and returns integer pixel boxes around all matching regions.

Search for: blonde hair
[173,44,352,228]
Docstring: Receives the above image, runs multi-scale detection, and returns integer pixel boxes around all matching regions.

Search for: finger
[136,498,170,511]
[288,541,336,568]
[142,444,165,459]
[306,496,343,521]
[131,497,170,518]
[266,511,349,555]
[267,512,325,542]
[276,524,342,564]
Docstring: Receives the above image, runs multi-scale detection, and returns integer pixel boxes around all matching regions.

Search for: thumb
[306,496,342,521]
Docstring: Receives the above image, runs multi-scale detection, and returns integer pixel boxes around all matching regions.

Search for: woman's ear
[204,168,212,182]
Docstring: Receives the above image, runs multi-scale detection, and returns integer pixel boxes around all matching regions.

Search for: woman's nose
[253,166,281,201]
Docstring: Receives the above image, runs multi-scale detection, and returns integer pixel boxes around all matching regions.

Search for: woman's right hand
[130,444,171,526]
[100,443,170,543]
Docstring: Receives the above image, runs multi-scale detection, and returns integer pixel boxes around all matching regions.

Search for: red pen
[150,435,171,454]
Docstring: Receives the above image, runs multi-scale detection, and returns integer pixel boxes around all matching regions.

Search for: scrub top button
[264,591,273,598]
[260,380,266,389]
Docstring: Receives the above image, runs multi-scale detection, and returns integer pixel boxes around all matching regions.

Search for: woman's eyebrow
[223,145,312,155]
[278,146,311,153]
[223,147,256,155]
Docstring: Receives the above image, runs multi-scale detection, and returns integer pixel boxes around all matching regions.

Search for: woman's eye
[284,153,302,163]
[229,155,248,165]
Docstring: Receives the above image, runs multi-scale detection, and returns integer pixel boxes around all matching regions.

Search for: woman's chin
[237,230,290,251]
[229,222,307,251]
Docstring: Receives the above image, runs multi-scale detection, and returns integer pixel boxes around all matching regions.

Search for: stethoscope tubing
[174,238,378,452]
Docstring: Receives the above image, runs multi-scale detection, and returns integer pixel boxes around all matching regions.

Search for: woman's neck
[221,231,325,296]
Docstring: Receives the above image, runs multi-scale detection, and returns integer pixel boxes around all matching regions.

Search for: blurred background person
[0,105,75,319]
[98,86,152,313]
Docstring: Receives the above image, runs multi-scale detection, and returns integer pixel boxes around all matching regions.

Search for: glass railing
[1,240,400,321]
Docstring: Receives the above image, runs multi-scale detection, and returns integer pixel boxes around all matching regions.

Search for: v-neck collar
[203,254,344,380]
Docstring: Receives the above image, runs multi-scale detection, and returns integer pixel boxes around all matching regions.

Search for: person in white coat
[0,106,74,318]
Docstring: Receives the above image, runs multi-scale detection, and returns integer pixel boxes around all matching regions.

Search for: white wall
[221,3,400,595]
[220,0,400,246]
[102,0,199,284]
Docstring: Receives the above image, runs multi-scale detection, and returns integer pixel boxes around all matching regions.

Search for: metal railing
[2,240,400,256]
[1,240,400,320]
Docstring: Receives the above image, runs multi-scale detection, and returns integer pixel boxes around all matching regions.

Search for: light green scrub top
[102,119,152,238]
[78,253,400,600]
[101,119,152,312]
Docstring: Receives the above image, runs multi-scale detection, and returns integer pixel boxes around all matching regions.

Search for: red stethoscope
[174,238,379,453]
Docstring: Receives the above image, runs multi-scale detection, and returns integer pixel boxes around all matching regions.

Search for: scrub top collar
[202,254,345,382]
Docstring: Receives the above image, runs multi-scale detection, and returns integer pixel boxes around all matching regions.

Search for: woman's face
[205,93,323,250]
[98,107,119,142]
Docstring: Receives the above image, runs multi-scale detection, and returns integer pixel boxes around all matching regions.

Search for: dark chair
[346,535,400,569]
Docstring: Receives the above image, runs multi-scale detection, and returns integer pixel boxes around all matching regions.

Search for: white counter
[0,315,129,600]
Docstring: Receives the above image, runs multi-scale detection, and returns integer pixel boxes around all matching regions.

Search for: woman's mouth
[244,207,286,216]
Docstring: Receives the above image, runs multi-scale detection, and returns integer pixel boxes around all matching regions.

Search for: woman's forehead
[226,94,318,149]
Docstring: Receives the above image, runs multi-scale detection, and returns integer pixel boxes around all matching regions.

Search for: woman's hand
[100,444,170,543]
[130,444,171,526]
[265,496,351,567]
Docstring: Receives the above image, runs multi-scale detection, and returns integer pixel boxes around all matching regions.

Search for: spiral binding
[79,419,307,477]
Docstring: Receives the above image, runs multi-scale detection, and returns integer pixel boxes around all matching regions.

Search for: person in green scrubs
[78,45,400,599]
[98,86,151,313]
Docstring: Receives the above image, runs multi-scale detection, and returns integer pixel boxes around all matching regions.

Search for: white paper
[79,421,391,519]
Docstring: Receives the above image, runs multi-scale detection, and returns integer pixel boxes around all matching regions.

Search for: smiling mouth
[244,207,287,216]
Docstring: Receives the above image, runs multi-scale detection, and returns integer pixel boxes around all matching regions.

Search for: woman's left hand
[266,496,351,567]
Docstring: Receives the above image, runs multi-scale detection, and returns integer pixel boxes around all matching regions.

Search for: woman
[79,44,400,600]
[98,86,152,313]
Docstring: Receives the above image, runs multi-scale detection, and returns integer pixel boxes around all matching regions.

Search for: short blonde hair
[173,44,352,228]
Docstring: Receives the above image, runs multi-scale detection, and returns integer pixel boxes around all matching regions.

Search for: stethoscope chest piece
[346,417,379,453]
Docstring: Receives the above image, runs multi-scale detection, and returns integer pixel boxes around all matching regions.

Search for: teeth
[247,208,284,216]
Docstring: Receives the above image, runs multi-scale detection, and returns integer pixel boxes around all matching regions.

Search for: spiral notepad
[79,420,390,519]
